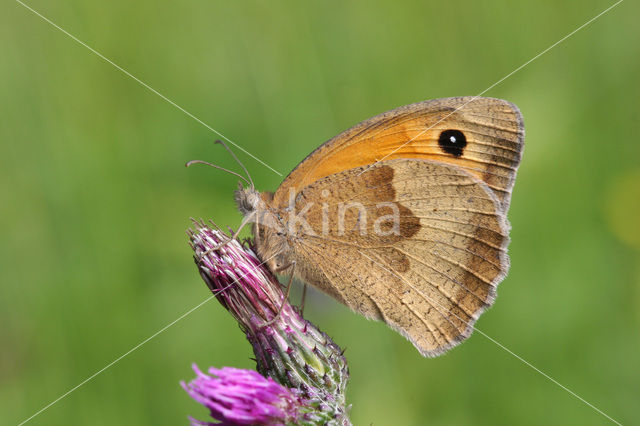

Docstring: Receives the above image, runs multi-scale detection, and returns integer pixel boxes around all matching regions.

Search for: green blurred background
[1,0,638,425]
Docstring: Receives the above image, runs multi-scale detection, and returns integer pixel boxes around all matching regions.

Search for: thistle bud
[184,221,351,425]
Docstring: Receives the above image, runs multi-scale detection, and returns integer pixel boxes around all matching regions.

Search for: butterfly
[229,97,524,357]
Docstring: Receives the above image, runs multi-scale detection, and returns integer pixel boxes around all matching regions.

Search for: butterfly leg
[261,261,296,327]
[299,284,308,315]
[202,212,255,256]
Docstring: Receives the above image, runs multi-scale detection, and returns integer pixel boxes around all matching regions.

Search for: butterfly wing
[273,97,524,211]
[287,160,509,356]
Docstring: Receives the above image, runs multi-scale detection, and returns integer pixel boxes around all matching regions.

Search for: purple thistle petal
[182,364,304,425]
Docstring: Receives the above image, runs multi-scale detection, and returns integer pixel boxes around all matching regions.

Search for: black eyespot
[438,129,467,157]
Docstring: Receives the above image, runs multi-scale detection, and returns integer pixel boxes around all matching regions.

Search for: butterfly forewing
[273,97,524,211]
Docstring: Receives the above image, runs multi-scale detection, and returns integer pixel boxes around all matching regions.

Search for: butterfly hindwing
[287,159,508,356]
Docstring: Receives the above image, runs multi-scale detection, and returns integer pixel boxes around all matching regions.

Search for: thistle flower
[181,365,305,425]
[185,221,351,425]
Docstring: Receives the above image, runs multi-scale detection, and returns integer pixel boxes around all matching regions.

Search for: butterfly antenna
[214,139,255,189]
[185,160,251,187]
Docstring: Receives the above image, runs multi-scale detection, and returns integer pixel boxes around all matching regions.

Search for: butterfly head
[234,182,263,217]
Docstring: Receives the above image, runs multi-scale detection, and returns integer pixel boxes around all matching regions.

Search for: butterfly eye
[438,129,467,157]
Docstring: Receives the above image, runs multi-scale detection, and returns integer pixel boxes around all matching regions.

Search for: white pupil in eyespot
[449,136,457,143]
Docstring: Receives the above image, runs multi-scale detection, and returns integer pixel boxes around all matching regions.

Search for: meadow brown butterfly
[231,97,524,357]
